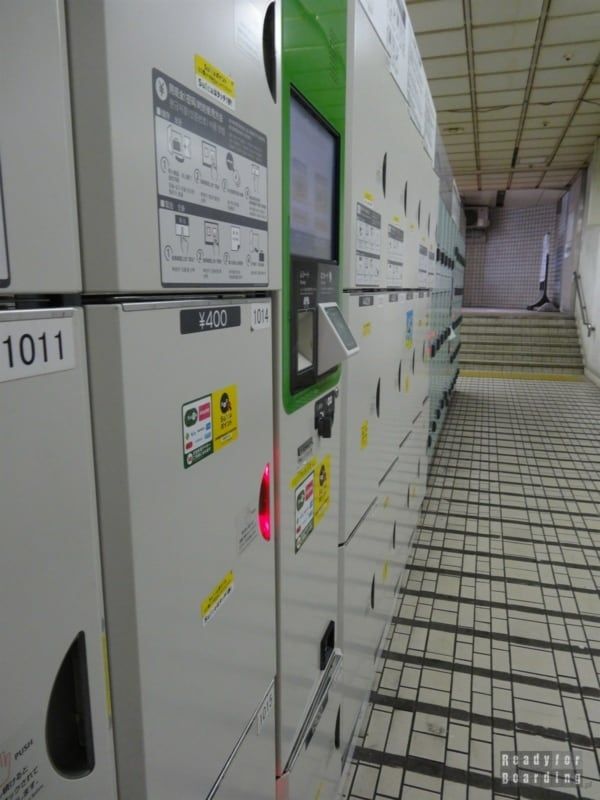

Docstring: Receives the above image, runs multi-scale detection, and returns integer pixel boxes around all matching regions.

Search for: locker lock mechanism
[314,389,338,439]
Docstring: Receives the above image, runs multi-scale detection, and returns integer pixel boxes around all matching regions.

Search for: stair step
[462,314,575,325]
[462,325,577,335]
[461,344,582,355]
[462,358,583,371]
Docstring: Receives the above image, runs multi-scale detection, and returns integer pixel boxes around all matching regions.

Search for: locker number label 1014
[250,302,270,330]
[0,315,75,383]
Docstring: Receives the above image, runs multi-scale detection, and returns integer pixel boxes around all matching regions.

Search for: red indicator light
[258,463,271,541]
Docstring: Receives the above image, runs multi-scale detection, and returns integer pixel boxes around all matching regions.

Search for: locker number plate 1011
[0,315,76,383]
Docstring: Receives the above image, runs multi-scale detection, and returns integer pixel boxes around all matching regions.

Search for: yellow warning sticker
[212,384,238,452]
[362,321,372,337]
[101,633,112,723]
[392,215,401,223]
[383,496,390,508]
[382,560,390,583]
[360,420,369,450]
[194,54,236,109]
[363,190,374,205]
[405,376,410,393]
[200,570,235,626]
[315,454,331,526]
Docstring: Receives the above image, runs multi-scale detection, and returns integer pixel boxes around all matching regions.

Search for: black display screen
[290,93,339,262]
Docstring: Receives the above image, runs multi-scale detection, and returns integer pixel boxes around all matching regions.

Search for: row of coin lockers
[0,2,457,799]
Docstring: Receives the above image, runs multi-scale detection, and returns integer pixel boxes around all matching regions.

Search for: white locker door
[0,308,117,799]
[278,679,342,800]
[85,298,276,800]
[67,0,280,294]
[339,501,384,755]
[340,294,386,539]
[0,1,81,294]
[344,1,390,289]
[380,294,411,472]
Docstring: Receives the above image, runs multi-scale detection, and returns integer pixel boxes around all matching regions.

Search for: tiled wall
[464,205,559,309]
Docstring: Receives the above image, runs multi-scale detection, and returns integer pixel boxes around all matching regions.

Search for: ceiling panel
[530,85,582,103]
[543,14,600,45]
[481,173,511,188]
[527,101,576,117]
[417,28,466,58]
[478,131,520,144]
[473,21,537,53]
[520,128,564,141]
[584,83,600,100]
[475,48,533,74]
[533,65,592,87]
[428,76,471,96]
[537,41,599,69]
[476,71,529,93]
[479,118,526,132]
[434,93,471,112]
[471,0,543,27]
[550,0,600,17]
[408,0,463,32]
[422,54,469,79]
[441,132,476,144]
[477,89,527,109]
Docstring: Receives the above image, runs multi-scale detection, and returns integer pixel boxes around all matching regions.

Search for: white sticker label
[250,302,271,330]
[256,683,275,735]
[0,718,48,799]
[0,164,9,286]
[153,69,268,287]
[0,316,75,383]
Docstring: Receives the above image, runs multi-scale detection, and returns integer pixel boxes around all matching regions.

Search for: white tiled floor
[344,377,600,799]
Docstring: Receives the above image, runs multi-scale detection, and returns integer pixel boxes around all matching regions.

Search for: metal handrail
[573,271,596,337]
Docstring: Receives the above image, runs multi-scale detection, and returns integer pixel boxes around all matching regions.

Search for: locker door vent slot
[262,2,277,102]
[46,632,95,778]
[320,620,335,670]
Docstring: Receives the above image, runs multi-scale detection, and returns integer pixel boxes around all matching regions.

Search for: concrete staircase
[460,311,584,379]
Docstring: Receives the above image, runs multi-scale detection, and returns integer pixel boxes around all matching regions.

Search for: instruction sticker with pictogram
[315,455,331,526]
[290,458,316,553]
[212,384,238,451]
[182,384,237,468]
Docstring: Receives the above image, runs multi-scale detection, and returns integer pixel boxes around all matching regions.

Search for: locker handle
[412,350,415,374]
[46,632,95,778]
[397,360,402,392]
[370,575,375,610]
[403,181,408,216]
[262,2,277,102]
[392,520,397,550]
[417,200,421,229]
[375,377,381,418]
[382,152,387,197]
[335,707,341,750]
